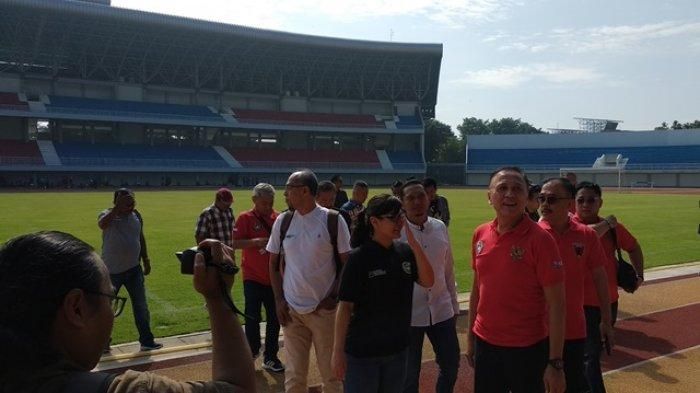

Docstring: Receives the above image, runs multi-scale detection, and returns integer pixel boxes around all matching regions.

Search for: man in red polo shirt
[573,181,644,393]
[538,178,614,393]
[233,183,284,373]
[467,167,566,393]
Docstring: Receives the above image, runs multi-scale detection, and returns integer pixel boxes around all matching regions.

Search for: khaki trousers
[284,307,341,393]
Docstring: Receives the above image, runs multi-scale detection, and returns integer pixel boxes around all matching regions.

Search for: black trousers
[474,336,548,393]
[243,280,280,359]
[564,339,586,393]
[583,302,619,393]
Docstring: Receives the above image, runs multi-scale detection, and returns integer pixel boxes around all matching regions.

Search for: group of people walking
[0,166,644,393]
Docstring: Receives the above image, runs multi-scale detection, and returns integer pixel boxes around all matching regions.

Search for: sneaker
[262,357,285,373]
[140,342,164,351]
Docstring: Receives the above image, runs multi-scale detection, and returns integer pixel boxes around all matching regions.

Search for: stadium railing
[0,156,45,165]
[46,106,225,122]
[59,157,229,168]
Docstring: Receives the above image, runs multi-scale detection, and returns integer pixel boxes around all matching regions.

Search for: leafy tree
[457,117,542,141]
[655,120,700,130]
[424,119,459,163]
[432,137,464,163]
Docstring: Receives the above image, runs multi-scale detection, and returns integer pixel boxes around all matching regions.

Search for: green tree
[424,119,458,163]
[457,117,542,141]
[655,121,669,130]
[683,120,700,129]
[432,137,464,163]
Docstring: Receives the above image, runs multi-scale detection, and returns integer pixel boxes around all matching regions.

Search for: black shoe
[262,357,285,373]
[140,342,163,351]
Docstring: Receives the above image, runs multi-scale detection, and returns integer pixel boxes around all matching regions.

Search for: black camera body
[175,246,239,275]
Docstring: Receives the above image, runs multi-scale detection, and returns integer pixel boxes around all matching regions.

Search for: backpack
[278,209,342,277]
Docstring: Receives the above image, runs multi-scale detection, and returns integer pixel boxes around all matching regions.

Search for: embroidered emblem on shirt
[253,222,262,232]
[402,261,412,275]
[476,240,484,256]
[551,260,564,269]
[368,269,387,278]
[510,246,525,261]
[573,242,585,257]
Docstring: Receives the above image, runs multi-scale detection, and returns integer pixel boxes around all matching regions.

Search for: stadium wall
[466,170,700,188]
[468,130,700,149]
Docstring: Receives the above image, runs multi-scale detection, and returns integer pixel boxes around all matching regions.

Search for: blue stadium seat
[53,142,229,168]
[47,96,224,122]
[395,116,423,129]
[386,150,425,170]
[467,146,700,170]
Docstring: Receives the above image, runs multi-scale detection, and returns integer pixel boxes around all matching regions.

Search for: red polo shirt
[233,209,278,285]
[471,216,565,347]
[572,215,638,306]
[539,219,605,339]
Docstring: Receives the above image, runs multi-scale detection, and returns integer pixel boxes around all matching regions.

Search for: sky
[112,0,699,132]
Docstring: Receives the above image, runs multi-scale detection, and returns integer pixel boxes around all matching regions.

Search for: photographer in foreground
[0,231,256,393]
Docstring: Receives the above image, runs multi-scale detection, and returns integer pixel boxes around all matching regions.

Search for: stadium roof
[0,0,443,116]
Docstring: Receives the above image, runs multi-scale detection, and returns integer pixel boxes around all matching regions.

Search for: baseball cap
[216,188,234,202]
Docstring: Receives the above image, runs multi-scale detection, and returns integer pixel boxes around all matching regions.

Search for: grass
[1,188,698,343]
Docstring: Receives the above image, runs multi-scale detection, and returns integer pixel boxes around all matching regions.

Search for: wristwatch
[548,358,564,370]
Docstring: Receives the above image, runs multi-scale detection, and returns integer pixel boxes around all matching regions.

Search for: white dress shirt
[400,216,460,326]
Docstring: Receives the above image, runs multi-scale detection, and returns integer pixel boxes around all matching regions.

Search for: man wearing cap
[98,188,162,351]
[196,188,235,247]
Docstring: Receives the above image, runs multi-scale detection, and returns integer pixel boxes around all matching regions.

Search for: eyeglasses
[576,197,599,205]
[85,290,128,317]
[536,194,571,205]
[377,213,404,223]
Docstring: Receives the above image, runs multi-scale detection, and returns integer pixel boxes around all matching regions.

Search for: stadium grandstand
[465,129,700,188]
[0,0,441,188]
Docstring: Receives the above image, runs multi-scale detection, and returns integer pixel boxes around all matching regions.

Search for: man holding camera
[267,170,352,393]
[98,188,162,351]
[233,183,284,373]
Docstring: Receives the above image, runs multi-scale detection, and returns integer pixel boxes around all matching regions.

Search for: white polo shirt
[266,205,352,314]
[400,217,460,327]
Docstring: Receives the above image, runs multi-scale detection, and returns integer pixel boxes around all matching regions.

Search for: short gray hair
[253,183,275,198]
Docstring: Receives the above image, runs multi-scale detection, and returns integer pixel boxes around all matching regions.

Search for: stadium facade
[465,130,700,188]
[0,0,442,188]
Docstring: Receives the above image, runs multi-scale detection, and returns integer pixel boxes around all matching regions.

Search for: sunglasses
[576,197,599,204]
[377,213,404,223]
[536,195,571,205]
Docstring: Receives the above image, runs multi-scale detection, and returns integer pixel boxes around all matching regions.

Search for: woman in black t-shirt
[331,194,434,393]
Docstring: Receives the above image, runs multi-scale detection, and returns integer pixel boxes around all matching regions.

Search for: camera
[175,246,239,275]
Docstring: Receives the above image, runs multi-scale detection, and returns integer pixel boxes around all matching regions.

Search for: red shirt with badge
[233,209,278,286]
[573,214,638,306]
[539,219,606,339]
[471,216,565,347]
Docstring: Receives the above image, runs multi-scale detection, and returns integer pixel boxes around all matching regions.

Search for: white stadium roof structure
[0,0,443,117]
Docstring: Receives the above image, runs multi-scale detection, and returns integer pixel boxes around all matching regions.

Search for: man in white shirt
[400,180,460,393]
[267,169,351,393]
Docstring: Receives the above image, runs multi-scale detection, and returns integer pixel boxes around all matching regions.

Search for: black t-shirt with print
[338,239,418,358]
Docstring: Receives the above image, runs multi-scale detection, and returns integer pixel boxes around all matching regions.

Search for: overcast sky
[113,0,699,132]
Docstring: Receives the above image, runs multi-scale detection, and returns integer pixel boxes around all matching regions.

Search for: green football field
[1,188,698,344]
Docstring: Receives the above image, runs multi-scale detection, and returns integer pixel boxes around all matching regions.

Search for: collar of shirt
[406,217,431,233]
[488,214,532,237]
[537,217,576,237]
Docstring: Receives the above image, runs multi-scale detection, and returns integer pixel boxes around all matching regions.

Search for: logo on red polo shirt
[476,240,485,256]
[510,246,524,261]
[573,242,585,257]
[552,260,564,269]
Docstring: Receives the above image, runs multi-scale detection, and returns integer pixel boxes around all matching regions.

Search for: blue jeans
[403,316,460,393]
[110,265,155,346]
[243,280,280,359]
[584,302,619,393]
[345,349,408,393]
